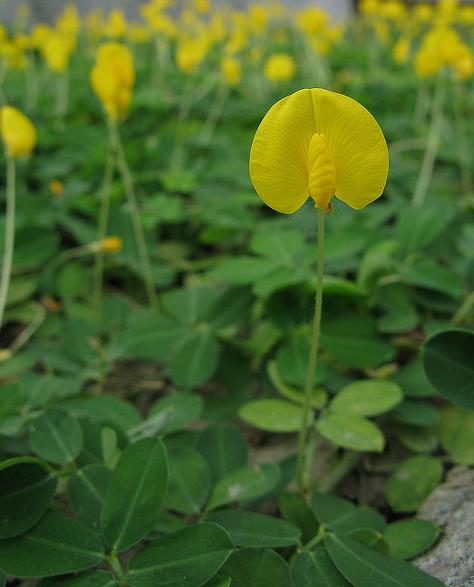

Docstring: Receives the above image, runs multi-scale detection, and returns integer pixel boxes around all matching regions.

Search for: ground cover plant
[0,0,473,586]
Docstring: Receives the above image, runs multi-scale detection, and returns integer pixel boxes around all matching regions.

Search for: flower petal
[249,90,316,214]
[249,88,389,213]
[309,89,389,209]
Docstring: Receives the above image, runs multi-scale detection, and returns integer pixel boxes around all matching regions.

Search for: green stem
[108,553,129,586]
[55,71,69,122]
[93,124,116,309]
[412,72,446,208]
[296,208,325,496]
[199,83,229,145]
[0,156,16,334]
[302,525,327,552]
[453,80,472,196]
[112,125,159,312]
[452,291,474,326]
[315,451,361,493]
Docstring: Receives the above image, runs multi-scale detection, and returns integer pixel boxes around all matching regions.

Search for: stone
[415,466,474,587]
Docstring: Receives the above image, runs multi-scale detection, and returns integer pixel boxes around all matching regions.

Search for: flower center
[308,133,336,210]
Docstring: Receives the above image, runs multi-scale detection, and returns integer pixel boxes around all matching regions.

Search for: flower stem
[111,124,159,312]
[452,291,474,326]
[93,124,116,309]
[296,207,325,496]
[108,552,129,587]
[0,156,16,335]
[412,71,446,208]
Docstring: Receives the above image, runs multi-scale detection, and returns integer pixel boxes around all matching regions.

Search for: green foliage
[1,3,473,584]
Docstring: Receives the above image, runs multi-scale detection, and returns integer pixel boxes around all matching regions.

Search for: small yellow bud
[101,236,123,253]
[50,179,64,197]
[0,106,36,158]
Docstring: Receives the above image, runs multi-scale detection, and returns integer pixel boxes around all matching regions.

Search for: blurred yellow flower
[296,7,329,36]
[91,42,135,120]
[105,9,128,39]
[249,89,388,212]
[40,31,73,72]
[176,37,208,72]
[50,179,64,197]
[263,53,295,83]
[0,106,36,158]
[100,236,123,253]
[221,56,241,87]
[393,36,410,64]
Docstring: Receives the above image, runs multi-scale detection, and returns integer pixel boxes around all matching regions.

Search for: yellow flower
[221,56,241,87]
[0,106,36,158]
[176,37,208,73]
[50,179,64,197]
[249,89,388,213]
[40,31,73,72]
[393,36,410,64]
[105,9,128,39]
[100,236,123,253]
[296,7,329,36]
[263,53,295,83]
[90,43,135,120]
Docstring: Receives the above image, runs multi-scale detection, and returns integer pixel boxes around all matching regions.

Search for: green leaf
[168,330,219,388]
[267,361,326,410]
[395,202,453,254]
[68,465,112,531]
[30,408,83,465]
[0,461,57,538]
[293,546,351,586]
[321,315,395,369]
[118,312,187,361]
[278,492,319,544]
[348,528,389,553]
[393,358,437,398]
[384,519,440,560]
[196,424,248,484]
[162,287,219,322]
[401,260,462,299]
[0,511,104,578]
[207,509,301,548]
[388,400,439,426]
[127,523,233,587]
[311,493,385,533]
[330,380,403,417]
[207,287,253,330]
[422,329,474,410]
[325,534,444,586]
[39,570,118,586]
[215,548,292,587]
[81,396,142,432]
[207,464,280,511]
[164,447,211,514]
[276,339,326,387]
[439,405,474,465]
[394,424,438,453]
[385,456,443,513]
[238,398,307,433]
[211,257,279,286]
[130,392,203,440]
[316,413,385,452]
[102,438,168,552]
[311,493,355,525]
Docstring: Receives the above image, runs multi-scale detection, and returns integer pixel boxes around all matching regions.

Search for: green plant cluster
[0,16,474,587]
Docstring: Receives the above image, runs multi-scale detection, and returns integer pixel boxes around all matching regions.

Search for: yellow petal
[249,88,389,213]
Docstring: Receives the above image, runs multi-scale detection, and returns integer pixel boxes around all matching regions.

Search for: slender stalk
[93,125,116,309]
[0,156,16,334]
[111,125,159,312]
[296,208,326,496]
[452,292,474,326]
[412,72,446,208]
[108,553,129,587]
[55,71,69,122]
[199,83,229,145]
[453,80,472,196]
